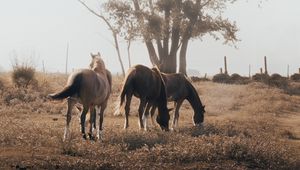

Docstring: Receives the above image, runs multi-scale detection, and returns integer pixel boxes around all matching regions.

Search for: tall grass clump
[11,57,37,88]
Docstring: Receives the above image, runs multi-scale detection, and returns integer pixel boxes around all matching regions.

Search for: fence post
[264,56,268,75]
[224,56,228,75]
[220,68,223,74]
[248,64,251,78]
[287,64,289,78]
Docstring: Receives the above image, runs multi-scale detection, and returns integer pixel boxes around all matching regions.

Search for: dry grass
[0,73,299,169]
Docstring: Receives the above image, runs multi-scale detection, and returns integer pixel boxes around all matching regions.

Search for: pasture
[0,73,299,169]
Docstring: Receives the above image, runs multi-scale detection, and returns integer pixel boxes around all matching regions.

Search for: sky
[0,0,299,76]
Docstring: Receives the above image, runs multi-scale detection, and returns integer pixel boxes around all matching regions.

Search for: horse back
[74,69,110,106]
[161,73,189,101]
[132,65,161,99]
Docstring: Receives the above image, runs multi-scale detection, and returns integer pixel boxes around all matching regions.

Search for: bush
[252,73,270,83]
[229,73,251,84]
[268,73,288,89]
[190,76,210,82]
[290,73,300,82]
[12,64,36,88]
[212,73,230,83]
[0,77,4,90]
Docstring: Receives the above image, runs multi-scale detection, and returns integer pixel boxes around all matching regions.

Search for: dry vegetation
[0,72,299,169]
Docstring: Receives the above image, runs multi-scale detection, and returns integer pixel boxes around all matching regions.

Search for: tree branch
[78,0,115,33]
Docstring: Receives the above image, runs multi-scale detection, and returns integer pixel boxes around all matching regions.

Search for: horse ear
[91,53,95,59]
[97,52,101,56]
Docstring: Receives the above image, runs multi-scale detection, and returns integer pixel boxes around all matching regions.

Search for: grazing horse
[115,65,170,131]
[150,73,205,130]
[48,52,111,141]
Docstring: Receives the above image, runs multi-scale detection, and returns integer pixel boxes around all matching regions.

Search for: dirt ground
[0,74,299,169]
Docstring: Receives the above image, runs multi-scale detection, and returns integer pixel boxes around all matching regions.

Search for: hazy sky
[0,0,299,76]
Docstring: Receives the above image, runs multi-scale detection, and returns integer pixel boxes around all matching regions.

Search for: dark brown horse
[48,53,111,141]
[114,65,170,131]
[150,73,205,130]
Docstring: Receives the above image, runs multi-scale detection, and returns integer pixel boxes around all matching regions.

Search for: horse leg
[172,100,184,131]
[80,106,89,140]
[150,105,157,127]
[143,103,153,131]
[88,106,96,140]
[97,103,106,141]
[124,94,132,129]
[64,97,76,141]
[138,99,147,130]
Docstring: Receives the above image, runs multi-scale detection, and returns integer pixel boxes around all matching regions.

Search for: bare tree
[78,0,126,76]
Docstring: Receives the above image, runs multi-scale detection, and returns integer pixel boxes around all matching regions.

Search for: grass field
[0,73,299,169]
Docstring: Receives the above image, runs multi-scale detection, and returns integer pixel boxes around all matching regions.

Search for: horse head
[90,52,106,75]
[156,108,171,131]
[193,105,205,127]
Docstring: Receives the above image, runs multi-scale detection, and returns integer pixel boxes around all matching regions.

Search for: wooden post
[248,64,251,78]
[220,68,223,74]
[42,60,45,73]
[65,43,69,75]
[287,64,289,78]
[264,56,268,75]
[204,73,207,79]
[260,68,263,74]
[224,56,228,75]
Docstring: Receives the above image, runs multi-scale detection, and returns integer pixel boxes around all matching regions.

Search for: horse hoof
[82,134,87,140]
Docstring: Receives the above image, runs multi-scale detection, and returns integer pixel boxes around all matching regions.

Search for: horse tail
[114,68,136,116]
[48,73,82,100]
[106,69,112,91]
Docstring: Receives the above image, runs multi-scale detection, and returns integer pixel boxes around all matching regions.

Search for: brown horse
[150,73,205,130]
[48,52,111,141]
[114,65,170,131]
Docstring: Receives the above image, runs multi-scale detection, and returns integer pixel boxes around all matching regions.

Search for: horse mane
[184,77,204,110]
[151,67,169,114]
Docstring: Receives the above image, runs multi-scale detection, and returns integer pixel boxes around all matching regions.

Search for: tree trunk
[161,53,177,73]
[145,40,160,66]
[126,40,132,68]
[179,38,189,75]
[133,0,160,67]
[113,33,125,76]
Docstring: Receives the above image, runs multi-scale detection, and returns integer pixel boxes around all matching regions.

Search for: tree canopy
[103,0,239,74]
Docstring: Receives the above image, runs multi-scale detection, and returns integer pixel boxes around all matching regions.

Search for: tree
[104,0,239,74]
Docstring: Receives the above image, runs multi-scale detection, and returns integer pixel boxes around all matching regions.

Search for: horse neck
[93,66,106,77]
[186,82,203,114]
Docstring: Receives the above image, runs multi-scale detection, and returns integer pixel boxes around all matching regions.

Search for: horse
[150,73,205,130]
[48,52,111,141]
[114,65,170,131]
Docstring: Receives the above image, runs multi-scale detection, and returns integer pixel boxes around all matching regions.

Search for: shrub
[190,76,210,82]
[0,77,4,90]
[268,73,288,89]
[212,73,230,83]
[252,73,269,83]
[12,64,36,88]
[229,73,251,84]
[290,73,300,82]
